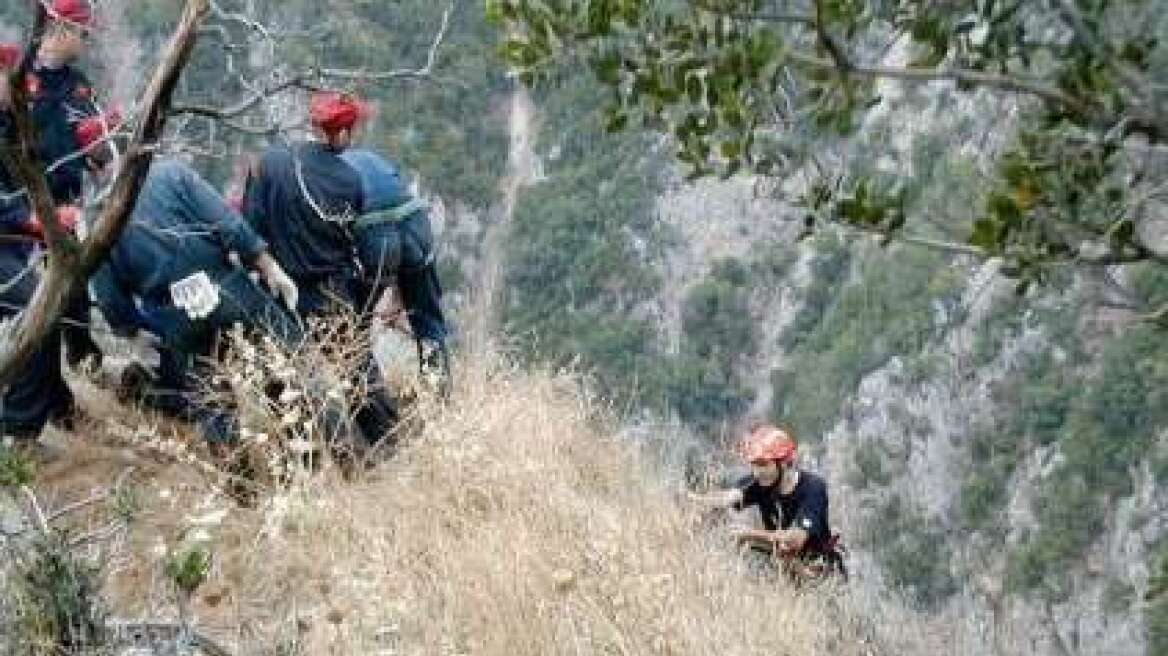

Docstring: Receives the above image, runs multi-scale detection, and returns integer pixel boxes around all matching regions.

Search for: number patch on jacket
[169,271,220,320]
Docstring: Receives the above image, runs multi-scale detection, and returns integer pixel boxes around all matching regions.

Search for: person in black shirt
[243,92,367,313]
[692,424,845,579]
[243,92,398,450]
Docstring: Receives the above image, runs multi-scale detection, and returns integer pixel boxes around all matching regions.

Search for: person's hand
[254,253,298,311]
[56,205,81,233]
[131,329,161,352]
[731,527,771,544]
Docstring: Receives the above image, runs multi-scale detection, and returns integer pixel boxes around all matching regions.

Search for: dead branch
[108,620,234,656]
[319,3,453,81]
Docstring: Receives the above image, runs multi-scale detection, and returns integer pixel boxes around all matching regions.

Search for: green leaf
[970,218,1004,251]
[605,110,629,133]
[594,52,621,85]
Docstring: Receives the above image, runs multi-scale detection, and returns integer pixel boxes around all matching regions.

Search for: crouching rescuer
[691,424,847,581]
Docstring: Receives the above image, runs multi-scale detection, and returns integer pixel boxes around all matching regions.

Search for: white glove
[132,329,161,350]
[130,329,162,368]
[255,253,299,312]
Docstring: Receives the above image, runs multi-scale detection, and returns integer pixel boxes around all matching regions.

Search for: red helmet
[0,43,20,70]
[75,109,123,150]
[740,424,797,464]
[308,91,369,135]
[49,0,94,28]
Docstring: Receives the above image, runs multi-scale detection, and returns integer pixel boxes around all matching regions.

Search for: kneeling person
[84,117,300,444]
[693,424,845,579]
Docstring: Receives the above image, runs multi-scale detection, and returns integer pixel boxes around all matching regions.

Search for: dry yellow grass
[33,344,886,656]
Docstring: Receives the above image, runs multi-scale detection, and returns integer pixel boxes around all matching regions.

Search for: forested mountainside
[0,1,1165,654]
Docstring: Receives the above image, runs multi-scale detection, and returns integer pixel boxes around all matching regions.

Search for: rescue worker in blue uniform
[242,91,398,447]
[82,114,302,446]
[28,0,100,206]
[340,148,450,390]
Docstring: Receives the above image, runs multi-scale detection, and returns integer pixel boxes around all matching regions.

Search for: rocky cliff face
[646,165,1166,654]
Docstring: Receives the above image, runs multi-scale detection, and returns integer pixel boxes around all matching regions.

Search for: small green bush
[865,495,957,609]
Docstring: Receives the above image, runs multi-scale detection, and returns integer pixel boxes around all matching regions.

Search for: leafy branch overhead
[489,0,1168,289]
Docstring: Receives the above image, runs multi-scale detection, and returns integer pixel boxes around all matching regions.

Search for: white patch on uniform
[801,518,812,529]
[170,270,220,319]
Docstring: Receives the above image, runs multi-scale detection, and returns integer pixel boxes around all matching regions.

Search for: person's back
[244,142,363,297]
[101,159,268,304]
[774,470,831,555]
[244,93,399,448]
[341,148,447,346]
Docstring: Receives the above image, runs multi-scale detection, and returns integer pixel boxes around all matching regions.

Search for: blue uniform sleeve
[90,263,146,336]
[0,200,31,235]
[178,164,268,262]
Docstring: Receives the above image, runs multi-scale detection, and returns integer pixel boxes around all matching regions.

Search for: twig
[781,50,1093,117]
[19,485,49,533]
[107,620,235,656]
[68,520,124,549]
[45,491,110,524]
[320,3,453,81]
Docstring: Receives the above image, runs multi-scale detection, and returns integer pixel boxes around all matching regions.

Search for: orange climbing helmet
[739,424,797,465]
[308,91,369,135]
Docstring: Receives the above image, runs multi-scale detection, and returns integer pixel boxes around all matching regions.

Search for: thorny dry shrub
[94,341,882,656]
[201,308,428,488]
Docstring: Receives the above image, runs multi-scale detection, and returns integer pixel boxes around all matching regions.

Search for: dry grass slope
[24,347,883,655]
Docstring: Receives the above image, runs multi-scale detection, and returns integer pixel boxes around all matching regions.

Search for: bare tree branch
[172,76,313,120]
[173,4,456,133]
[320,3,453,81]
[782,49,1094,118]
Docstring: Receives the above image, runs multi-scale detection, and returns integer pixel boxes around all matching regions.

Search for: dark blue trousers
[296,274,400,445]
[140,267,304,444]
[354,214,448,344]
[0,247,75,439]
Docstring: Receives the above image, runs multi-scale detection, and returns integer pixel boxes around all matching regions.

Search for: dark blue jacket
[92,159,267,334]
[243,142,364,284]
[341,148,433,271]
[341,149,410,211]
[28,64,98,204]
[0,113,36,258]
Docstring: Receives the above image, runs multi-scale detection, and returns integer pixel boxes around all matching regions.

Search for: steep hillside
[4,342,910,656]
